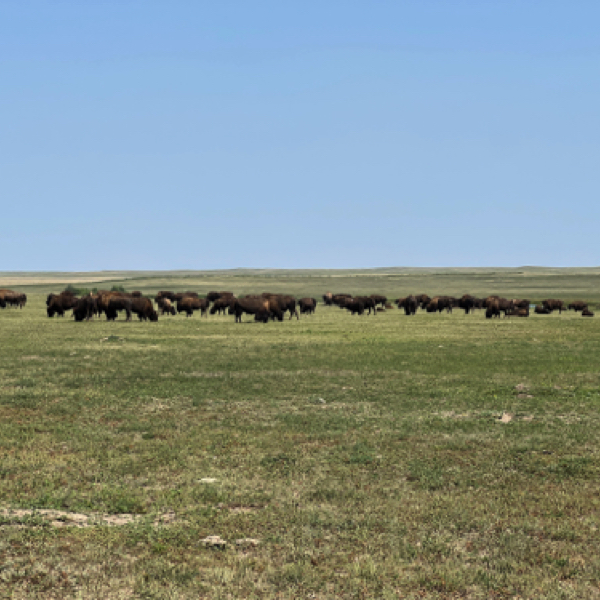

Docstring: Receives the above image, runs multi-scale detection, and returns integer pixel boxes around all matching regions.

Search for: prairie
[1,269,600,598]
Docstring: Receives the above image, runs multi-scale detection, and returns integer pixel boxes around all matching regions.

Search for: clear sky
[2,1,599,270]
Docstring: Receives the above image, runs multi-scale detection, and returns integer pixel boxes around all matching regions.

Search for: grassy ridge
[1,280,600,598]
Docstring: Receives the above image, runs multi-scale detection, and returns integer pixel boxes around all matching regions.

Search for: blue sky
[2,1,599,270]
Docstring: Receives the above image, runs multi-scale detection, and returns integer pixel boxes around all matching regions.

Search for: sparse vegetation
[1,269,600,598]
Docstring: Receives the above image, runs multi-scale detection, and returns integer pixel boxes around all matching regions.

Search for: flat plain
[1,268,600,599]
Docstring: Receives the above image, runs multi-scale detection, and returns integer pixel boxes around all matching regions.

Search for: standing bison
[298,298,317,314]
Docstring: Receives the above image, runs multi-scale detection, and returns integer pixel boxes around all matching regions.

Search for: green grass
[1,270,600,598]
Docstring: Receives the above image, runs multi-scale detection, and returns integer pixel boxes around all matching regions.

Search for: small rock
[201,535,227,547]
[235,538,260,547]
[317,398,326,404]
[499,412,513,423]
[517,393,534,399]
[199,478,217,483]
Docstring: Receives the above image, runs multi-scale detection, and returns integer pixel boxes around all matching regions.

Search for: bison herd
[0,289,27,309]
[0,287,595,322]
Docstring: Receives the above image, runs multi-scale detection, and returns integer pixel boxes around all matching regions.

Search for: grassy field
[1,269,600,598]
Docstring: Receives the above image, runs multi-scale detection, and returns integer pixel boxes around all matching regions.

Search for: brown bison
[397,295,418,315]
[512,299,530,310]
[233,297,282,323]
[0,289,26,309]
[156,291,177,301]
[416,294,431,309]
[210,296,236,315]
[159,298,177,315]
[177,297,207,317]
[96,291,131,317]
[47,292,79,317]
[262,294,299,320]
[507,307,530,317]
[332,294,352,307]
[106,297,132,321]
[370,294,387,307]
[298,298,317,314]
[72,295,97,321]
[485,297,513,318]
[582,309,594,317]
[354,296,376,315]
[207,291,235,303]
[322,292,333,306]
[131,297,158,321]
[542,299,564,314]
[534,305,551,315]
[343,299,365,315]
[458,294,476,314]
[568,301,588,312]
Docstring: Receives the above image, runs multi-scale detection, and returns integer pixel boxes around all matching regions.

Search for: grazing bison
[0,289,26,309]
[354,296,376,315]
[512,299,530,310]
[207,291,235,303]
[332,294,352,307]
[507,307,530,317]
[458,294,476,314]
[397,295,417,315]
[72,295,97,321]
[159,298,176,315]
[534,305,551,315]
[370,294,387,307]
[415,294,431,309]
[131,297,158,321]
[156,291,177,301]
[582,309,594,317]
[568,301,588,312]
[298,298,317,314]
[542,299,565,314]
[233,297,282,323]
[486,297,513,318]
[210,296,235,315]
[106,297,132,321]
[47,292,79,317]
[263,294,299,320]
[177,297,205,317]
[343,299,365,315]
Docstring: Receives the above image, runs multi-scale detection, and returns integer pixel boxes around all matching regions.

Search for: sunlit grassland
[1,272,600,598]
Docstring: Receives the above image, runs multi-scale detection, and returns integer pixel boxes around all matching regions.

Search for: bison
[72,295,97,321]
[132,297,158,321]
[210,296,235,315]
[397,295,417,315]
[47,292,79,317]
[262,294,299,320]
[298,298,317,314]
[106,297,132,321]
[343,299,365,315]
[582,309,594,317]
[233,297,282,323]
[542,299,565,314]
[534,305,551,315]
[568,301,588,312]
[370,294,387,307]
[177,297,206,317]
[354,296,377,315]
[159,298,177,315]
